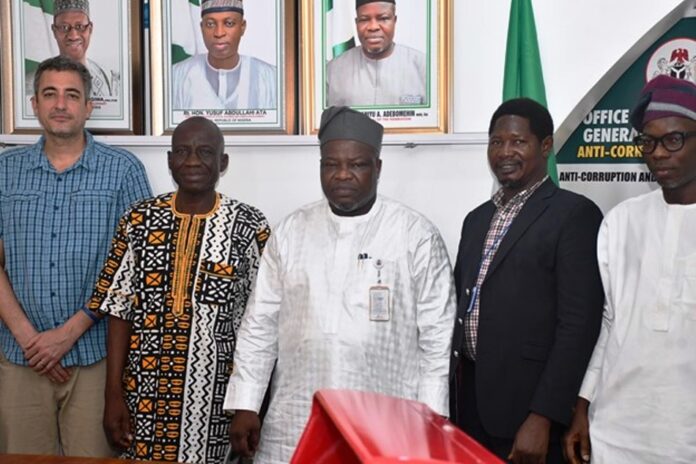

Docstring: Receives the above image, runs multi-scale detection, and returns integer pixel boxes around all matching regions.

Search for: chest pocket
[69,190,117,227]
[344,257,399,319]
[197,259,245,307]
[1,191,43,234]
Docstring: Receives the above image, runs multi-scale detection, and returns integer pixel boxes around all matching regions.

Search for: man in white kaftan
[172,53,276,110]
[326,0,426,107]
[327,44,426,106]
[225,106,455,463]
[171,0,277,110]
[564,75,696,463]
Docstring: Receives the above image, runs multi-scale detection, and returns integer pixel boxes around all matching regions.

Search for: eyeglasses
[52,22,92,34]
[633,131,696,154]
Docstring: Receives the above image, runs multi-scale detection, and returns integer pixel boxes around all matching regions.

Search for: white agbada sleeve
[412,229,456,415]
[578,219,614,402]
[224,232,283,413]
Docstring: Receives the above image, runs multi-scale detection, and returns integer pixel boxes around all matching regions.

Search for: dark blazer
[450,178,604,439]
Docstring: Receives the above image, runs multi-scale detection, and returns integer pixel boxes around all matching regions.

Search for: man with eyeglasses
[171,0,277,110]
[564,75,696,463]
[26,0,118,98]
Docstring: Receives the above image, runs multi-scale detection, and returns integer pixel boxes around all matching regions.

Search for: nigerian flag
[22,0,59,74]
[326,0,355,60]
[503,0,558,185]
[171,0,206,65]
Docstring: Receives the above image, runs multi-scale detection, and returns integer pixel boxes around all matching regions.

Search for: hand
[104,391,133,451]
[508,412,551,464]
[229,410,261,458]
[24,326,76,375]
[44,364,72,384]
[563,398,591,464]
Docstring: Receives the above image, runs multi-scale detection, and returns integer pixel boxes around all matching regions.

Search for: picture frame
[0,0,142,134]
[301,0,449,133]
[150,0,296,135]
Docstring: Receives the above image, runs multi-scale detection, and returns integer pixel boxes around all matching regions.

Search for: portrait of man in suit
[449,98,605,464]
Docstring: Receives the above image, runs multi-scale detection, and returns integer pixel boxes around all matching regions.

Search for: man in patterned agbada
[91,116,270,463]
[225,106,456,463]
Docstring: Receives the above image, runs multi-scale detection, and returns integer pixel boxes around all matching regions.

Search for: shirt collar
[492,175,549,209]
[327,195,383,226]
[29,130,95,172]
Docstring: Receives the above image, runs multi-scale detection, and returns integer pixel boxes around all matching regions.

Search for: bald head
[168,117,228,203]
[173,116,224,149]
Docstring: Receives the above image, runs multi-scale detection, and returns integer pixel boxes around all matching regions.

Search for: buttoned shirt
[464,176,548,360]
[0,132,151,366]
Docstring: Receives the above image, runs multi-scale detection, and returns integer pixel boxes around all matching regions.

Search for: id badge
[369,286,390,321]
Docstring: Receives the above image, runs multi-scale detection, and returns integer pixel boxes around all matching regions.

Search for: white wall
[453,0,684,132]
[126,136,492,260]
[1,0,685,260]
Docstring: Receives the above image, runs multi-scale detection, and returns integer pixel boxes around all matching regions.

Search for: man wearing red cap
[564,75,696,463]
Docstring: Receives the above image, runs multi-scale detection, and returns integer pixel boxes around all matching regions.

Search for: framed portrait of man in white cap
[0,0,142,133]
[149,0,295,134]
[300,0,450,133]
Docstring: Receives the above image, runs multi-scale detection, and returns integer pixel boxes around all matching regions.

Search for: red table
[291,389,504,463]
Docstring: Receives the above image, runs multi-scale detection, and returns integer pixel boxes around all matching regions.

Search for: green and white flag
[503,0,558,185]
[326,0,355,60]
[171,0,205,65]
[22,0,58,74]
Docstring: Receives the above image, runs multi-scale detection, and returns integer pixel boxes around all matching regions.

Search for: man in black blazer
[450,98,604,464]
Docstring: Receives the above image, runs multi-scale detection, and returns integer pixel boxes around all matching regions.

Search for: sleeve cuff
[223,377,268,414]
[578,370,598,402]
[418,380,449,417]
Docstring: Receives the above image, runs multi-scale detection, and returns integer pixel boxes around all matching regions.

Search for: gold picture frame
[150,0,296,135]
[0,0,143,134]
[300,0,450,134]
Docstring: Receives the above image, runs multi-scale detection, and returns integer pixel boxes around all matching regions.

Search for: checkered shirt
[0,132,152,366]
[464,176,548,360]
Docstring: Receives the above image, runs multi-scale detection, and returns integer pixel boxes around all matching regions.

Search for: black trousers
[456,359,565,464]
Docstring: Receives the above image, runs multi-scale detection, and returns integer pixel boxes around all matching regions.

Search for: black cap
[318,106,384,154]
[356,0,395,8]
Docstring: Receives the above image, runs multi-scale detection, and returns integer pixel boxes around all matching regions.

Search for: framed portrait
[301,0,449,133]
[150,0,296,134]
[0,0,142,134]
